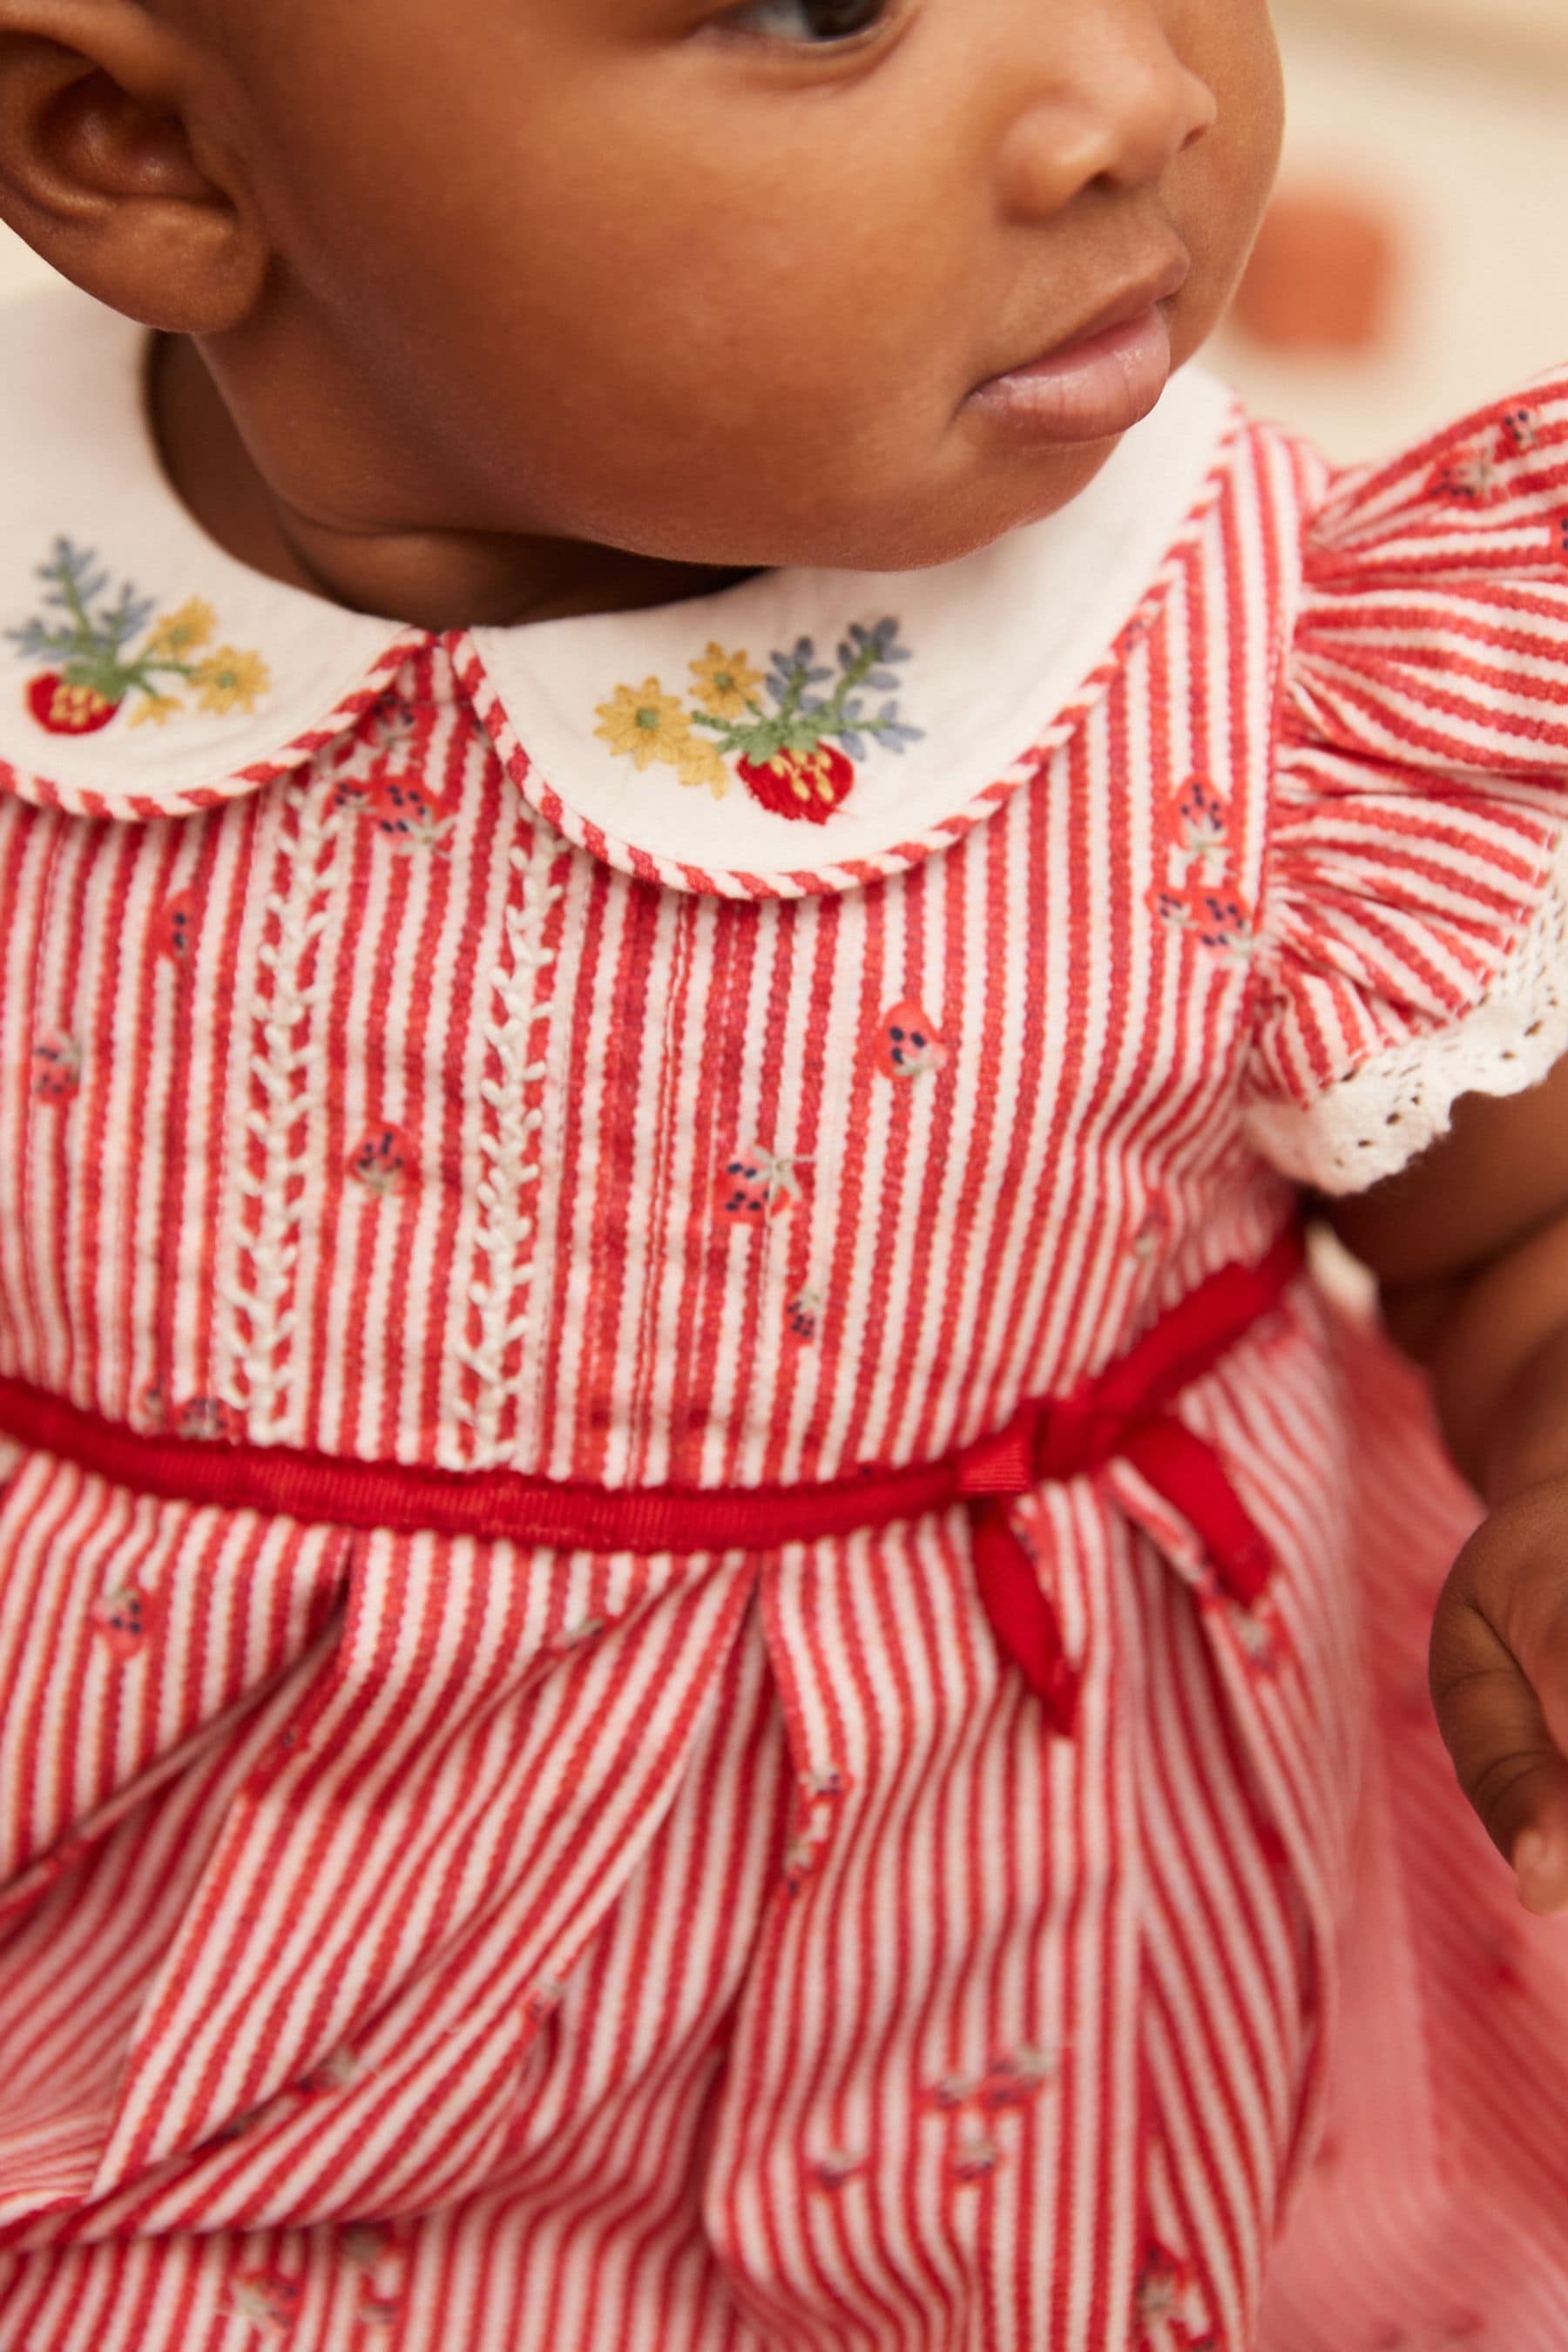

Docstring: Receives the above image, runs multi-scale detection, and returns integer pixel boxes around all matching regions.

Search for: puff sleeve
[1244,379,1568,1193]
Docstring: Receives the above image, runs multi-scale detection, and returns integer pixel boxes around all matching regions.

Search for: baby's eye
[720,0,892,44]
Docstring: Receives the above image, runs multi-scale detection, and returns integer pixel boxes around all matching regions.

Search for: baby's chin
[608,440,1127,586]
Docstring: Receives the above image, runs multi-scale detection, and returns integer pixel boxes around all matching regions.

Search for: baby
[0,0,1565,2345]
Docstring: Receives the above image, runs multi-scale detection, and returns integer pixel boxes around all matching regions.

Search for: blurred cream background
[1,0,1566,467]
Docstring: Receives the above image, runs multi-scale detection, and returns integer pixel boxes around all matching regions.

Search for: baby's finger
[1429,1571,1568,1914]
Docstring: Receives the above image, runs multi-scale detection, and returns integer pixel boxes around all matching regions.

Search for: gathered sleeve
[1243,379,1568,1193]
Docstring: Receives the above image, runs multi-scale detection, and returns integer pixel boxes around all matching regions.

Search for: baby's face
[201,0,1284,573]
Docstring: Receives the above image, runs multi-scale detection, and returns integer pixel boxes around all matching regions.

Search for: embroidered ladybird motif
[716,1145,808,1222]
[349,1125,414,1196]
[30,1034,82,1102]
[91,1581,160,1663]
[9,539,271,735]
[874,999,950,1083]
[596,619,923,824]
[227,2269,304,2335]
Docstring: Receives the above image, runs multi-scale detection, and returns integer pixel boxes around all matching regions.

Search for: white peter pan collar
[0,279,1241,896]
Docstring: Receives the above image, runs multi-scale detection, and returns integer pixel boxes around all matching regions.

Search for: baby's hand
[1430,1480,1568,1916]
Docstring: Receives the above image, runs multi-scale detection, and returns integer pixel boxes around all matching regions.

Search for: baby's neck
[150,335,758,632]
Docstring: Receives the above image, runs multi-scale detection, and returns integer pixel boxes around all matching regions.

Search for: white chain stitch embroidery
[218,775,345,1437]
[456,843,565,1466]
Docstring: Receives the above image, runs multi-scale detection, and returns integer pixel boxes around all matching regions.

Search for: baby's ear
[0,0,266,331]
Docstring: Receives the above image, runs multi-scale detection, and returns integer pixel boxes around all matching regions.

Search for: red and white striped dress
[0,284,1565,2350]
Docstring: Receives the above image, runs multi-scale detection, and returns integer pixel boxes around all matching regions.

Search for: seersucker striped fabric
[1,316,1567,2348]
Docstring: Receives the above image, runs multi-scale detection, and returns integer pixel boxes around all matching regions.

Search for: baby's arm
[1334,1063,1568,1915]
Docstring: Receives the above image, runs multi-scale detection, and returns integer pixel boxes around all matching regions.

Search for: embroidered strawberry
[370,775,454,854]
[788,1286,823,1342]
[874,998,950,1083]
[975,2045,1058,2112]
[26,674,121,735]
[807,2150,867,2192]
[1188,886,1254,956]
[1431,448,1502,505]
[227,2268,304,2334]
[1169,774,1227,869]
[91,1580,160,1663]
[172,1395,245,1443]
[300,2044,360,2097]
[948,2130,1002,2185]
[737,744,856,826]
[349,1125,413,1196]
[30,1034,82,1102]
[159,890,197,963]
[1500,406,1540,456]
[1132,1195,1173,1264]
[716,1145,807,1222]
[1136,2244,1191,2326]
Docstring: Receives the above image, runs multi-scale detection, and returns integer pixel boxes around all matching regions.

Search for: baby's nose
[996,16,1217,217]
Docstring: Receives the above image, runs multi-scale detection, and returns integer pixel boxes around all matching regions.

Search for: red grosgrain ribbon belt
[0,1228,1303,1737]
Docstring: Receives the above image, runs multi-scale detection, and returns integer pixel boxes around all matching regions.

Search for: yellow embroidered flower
[192,646,271,717]
[690,644,763,723]
[594,679,693,771]
[129,690,182,729]
[149,598,217,659]
[677,735,731,800]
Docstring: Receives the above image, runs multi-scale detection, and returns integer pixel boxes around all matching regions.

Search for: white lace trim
[1245,820,1568,1195]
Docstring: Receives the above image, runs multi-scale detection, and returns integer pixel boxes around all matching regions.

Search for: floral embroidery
[873,998,950,1083]
[91,1580,160,1664]
[30,1033,82,1102]
[596,619,923,825]
[349,1125,415,1197]
[716,1145,809,1222]
[9,539,271,736]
